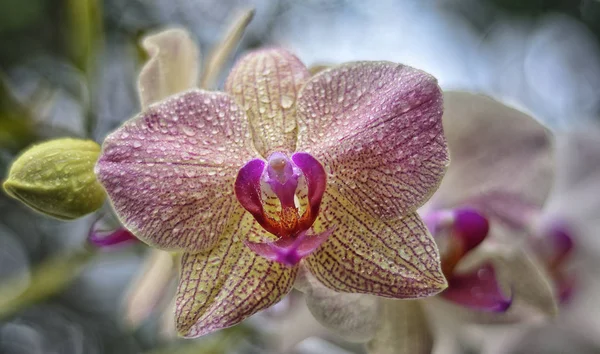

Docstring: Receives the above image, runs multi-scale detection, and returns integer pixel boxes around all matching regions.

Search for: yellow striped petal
[225,48,310,157]
[305,190,447,298]
[175,207,297,337]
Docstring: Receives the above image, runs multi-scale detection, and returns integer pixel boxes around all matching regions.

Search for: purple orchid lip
[88,218,138,248]
[235,152,328,264]
[441,263,513,312]
[244,228,334,267]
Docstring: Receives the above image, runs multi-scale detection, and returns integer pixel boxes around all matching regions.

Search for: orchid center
[234,152,330,266]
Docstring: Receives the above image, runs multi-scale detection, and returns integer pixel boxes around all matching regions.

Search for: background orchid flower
[95,34,451,337]
[293,91,559,354]
[466,125,600,354]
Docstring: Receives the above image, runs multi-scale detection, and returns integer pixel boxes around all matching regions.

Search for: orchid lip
[244,228,334,266]
[235,152,327,261]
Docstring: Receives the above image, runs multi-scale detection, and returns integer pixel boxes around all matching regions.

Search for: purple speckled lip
[235,152,329,265]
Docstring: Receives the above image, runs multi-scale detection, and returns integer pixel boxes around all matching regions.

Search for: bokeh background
[1,0,599,353]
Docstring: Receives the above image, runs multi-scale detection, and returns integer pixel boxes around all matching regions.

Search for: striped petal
[225,48,310,157]
[96,90,256,252]
[434,91,553,209]
[296,62,449,220]
[138,28,200,109]
[366,300,433,354]
[305,190,447,298]
[175,209,297,337]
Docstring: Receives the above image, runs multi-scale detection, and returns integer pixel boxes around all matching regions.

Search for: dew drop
[182,126,196,136]
[280,96,294,109]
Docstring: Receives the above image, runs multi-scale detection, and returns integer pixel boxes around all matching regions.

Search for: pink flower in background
[95,35,450,336]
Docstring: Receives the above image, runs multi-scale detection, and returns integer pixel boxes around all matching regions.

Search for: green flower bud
[3,138,106,220]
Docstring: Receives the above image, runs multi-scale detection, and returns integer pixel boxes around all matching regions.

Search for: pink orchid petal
[452,208,490,252]
[305,190,447,298]
[225,48,310,157]
[96,90,256,252]
[175,213,297,337]
[296,61,449,220]
[88,226,138,248]
[441,263,513,312]
[434,92,553,210]
[292,152,327,218]
[234,158,269,228]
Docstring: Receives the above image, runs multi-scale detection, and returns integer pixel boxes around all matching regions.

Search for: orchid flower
[95,26,451,337]
[294,92,560,354]
[469,125,600,354]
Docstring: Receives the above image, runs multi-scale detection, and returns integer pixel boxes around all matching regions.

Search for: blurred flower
[295,92,559,354]
[3,138,106,220]
[96,22,452,336]
[470,125,600,354]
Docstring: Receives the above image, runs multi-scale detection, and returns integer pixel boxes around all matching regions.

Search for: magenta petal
[291,152,326,217]
[89,226,138,248]
[244,229,333,267]
[441,263,512,312]
[234,158,266,217]
[453,208,489,252]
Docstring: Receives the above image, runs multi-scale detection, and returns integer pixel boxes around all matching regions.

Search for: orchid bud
[3,138,106,220]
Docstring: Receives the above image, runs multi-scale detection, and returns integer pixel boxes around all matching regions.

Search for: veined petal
[295,266,382,342]
[441,263,512,312]
[366,300,432,354]
[175,209,297,337]
[305,190,447,298]
[96,90,256,252]
[138,28,200,109]
[225,48,310,157]
[434,91,553,209]
[296,61,449,220]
